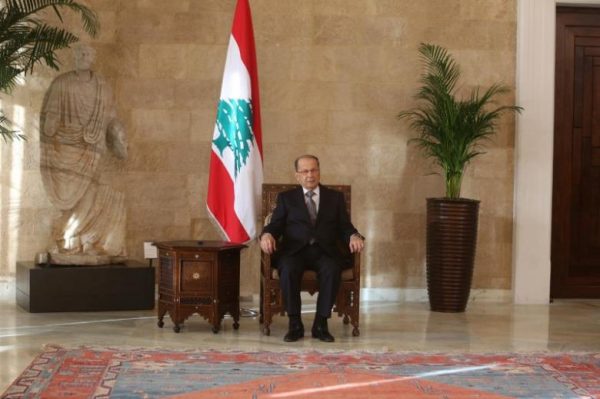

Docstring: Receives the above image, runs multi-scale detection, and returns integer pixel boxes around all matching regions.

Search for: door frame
[513,0,600,304]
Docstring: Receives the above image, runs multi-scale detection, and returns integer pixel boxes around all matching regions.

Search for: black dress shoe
[312,323,335,342]
[284,326,304,342]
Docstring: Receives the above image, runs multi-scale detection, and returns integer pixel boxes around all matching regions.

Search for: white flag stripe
[220,36,251,100]
[234,147,262,238]
[211,36,252,182]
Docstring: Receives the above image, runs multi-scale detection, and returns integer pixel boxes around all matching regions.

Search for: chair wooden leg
[262,285,274,336]
[351,287,360,336]
[262,309,270,335]
[259,279,264,324]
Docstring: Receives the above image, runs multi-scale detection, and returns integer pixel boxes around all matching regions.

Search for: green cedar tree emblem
[213,98,255,178]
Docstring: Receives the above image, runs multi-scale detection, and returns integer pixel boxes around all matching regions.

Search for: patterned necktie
[306,190,317,226]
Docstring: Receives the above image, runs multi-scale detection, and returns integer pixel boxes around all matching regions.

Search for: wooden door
[552,7,600,298]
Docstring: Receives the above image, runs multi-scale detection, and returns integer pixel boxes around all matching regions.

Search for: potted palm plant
[399,43,522,312]
[0,0,99,142]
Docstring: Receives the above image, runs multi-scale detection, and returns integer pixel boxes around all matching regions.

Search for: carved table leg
[157,303,167,328]
[231,307,240,330]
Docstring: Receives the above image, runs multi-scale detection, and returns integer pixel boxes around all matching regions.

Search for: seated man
[259,154,365,342]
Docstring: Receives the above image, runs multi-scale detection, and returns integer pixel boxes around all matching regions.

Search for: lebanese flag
[207,0,263,244]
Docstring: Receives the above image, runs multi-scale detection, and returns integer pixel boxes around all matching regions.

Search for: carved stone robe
[40,70,127,264]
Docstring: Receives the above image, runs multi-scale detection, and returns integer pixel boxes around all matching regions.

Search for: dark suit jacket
[262,185,359,267]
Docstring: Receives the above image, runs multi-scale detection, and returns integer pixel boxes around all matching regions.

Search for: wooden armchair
[259,183,361,337]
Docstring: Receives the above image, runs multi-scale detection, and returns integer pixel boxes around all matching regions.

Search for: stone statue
[40,44,128,265]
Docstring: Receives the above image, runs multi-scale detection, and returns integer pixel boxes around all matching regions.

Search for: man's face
[295,158,320,190]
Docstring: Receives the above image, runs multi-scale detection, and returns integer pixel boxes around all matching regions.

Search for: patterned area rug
[2,346,599,398]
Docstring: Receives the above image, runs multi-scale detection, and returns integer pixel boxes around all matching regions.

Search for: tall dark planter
[426,198,480,312]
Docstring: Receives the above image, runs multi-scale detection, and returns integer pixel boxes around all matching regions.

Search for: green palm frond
[0,112,26,142]
[3,0,97,36]
[0,0,99,141]
[416,43,460,104]
[398,43,522,199]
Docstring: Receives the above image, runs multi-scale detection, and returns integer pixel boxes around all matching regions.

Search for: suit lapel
[315,185,331,225]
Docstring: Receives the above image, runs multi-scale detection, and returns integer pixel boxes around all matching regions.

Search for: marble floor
[1,297,599,393]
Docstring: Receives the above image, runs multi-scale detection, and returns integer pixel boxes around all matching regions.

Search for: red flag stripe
[206,152,249,243]
[231,0,263,159]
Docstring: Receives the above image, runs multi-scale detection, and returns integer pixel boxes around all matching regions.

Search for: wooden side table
[154,240,246,333]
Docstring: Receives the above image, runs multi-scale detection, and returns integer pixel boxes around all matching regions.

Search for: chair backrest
[262,184,352,221]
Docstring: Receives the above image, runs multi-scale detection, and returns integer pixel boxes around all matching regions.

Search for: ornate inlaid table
[154,240,246,333]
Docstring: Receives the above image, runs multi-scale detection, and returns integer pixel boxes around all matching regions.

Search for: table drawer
[180,260,213,292]
[179,251,215,262]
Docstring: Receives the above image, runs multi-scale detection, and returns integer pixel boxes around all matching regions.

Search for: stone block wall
[0,0,517,297]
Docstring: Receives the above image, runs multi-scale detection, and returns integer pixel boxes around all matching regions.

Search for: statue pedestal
[16,261,155,313]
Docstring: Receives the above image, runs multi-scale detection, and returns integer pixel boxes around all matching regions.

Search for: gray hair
[294,154,320,171]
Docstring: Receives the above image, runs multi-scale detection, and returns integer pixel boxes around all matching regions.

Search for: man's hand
[260,233,277,254]
[349,234,364,253]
